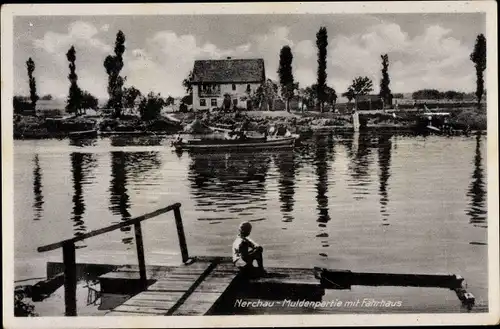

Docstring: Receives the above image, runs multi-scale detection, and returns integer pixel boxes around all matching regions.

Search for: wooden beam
[173,206,189,263]
[62,242,77,316]
[134,222,147,288]
[38,203,181,252]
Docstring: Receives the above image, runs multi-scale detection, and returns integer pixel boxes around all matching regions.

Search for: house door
[232,98,238,109]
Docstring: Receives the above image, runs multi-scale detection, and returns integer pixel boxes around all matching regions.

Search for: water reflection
[110,136,164,147]
[377,133,393,222]
[274,151,297,223]
[32,154,44,221]
[348,132,375,200]
[467,132,487,225]
[70,152,97,247]
[312,135,336,257]
[108,151,163,245]
[314,135,334,224]
[109,152,133,245]
[188,152,271,223]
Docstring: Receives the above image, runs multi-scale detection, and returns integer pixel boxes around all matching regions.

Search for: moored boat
[172,136,295,152]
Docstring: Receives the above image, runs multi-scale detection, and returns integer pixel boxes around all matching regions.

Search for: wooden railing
[37,202,189,316]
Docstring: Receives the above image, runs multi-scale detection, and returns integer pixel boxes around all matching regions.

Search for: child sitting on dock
[232,221,266,275]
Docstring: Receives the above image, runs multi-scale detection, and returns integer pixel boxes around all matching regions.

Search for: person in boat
[232,221,266,275]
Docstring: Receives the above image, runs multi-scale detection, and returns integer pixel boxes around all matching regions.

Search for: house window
[211,99,217,107]
[200,99,206,107]
[246,84,251,93]
[232,84,236,91]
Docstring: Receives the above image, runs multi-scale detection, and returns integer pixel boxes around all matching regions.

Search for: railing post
[134,222,147,288]
[173,205,189,263]
[62,241,77,316]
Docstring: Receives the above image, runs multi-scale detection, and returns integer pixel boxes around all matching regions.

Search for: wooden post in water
[173,205,190,263]
[134,222,147,288]
[62,241,77,316]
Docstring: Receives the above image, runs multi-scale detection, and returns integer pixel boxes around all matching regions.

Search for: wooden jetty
[37,202,478,316]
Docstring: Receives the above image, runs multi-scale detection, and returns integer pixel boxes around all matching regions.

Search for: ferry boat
[172,135,295,152]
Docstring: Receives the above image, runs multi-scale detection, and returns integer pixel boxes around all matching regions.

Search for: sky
[13,13,485,100]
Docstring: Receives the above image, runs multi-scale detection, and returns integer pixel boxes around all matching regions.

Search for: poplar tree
[470,34,486,109]
[316,27,328,112]
[26,58,39,112]
[379,54,392,108]
[278,45,296,112]
[104,30,126,117]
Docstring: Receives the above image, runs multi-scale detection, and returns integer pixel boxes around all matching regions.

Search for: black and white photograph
[2,2,498,328]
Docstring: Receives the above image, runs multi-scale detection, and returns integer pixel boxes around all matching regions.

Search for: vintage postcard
[2,2,499,328]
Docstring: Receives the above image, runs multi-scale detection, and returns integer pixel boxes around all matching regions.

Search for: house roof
[192,58,265,83]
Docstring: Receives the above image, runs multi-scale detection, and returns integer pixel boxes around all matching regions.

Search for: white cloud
[34,21,111,54]
[329,23,475,93]
[123,31,254,97]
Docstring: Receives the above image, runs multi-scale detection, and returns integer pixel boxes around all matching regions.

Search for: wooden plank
[106,310,154,316]
[133,291,184,301]
[111,304,168,315]
[173,292,226,316]
[123,299,178,309]
[172,263,241,316]
[62,242,77,316]
[134,222,147,288]
[173,206,189,263]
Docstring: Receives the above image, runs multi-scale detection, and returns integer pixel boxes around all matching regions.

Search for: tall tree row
[26,58,39,112]
[470,34,486,110]
[66,45,82,114]
[278,45,296,112]
[104,30,126,118]
[379,54,392,108]
[316,27,328,112]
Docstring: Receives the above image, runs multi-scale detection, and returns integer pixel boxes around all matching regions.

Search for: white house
[191,57,265,111]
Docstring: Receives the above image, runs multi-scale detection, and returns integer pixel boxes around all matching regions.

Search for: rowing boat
[173,136,295,152]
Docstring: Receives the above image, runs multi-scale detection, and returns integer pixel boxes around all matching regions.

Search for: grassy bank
[13,106,486,139]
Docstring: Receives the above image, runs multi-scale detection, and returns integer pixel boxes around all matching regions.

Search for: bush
[450,109,486,130]
[14,290,38,317]
[139,92,165,121]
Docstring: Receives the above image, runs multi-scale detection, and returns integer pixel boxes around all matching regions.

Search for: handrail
[38,202,181,252]
[36,202,188,316]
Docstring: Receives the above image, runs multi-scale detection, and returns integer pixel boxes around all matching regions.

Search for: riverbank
[13,107,486,140]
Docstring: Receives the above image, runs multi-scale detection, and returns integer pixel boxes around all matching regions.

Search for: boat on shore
[172,136,295,152]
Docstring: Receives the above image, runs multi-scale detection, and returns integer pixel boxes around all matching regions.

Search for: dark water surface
[14,132,488,310]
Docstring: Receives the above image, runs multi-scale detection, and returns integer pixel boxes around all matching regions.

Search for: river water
[13,132,488,311]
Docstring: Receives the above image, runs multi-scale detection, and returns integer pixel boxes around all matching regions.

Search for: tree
[13,96,31,114]
[277,45,296,112]
[65,46,83,115]
[104,30,126,118]
[412,89,441,100]
[26,58,39,112]
[138,92,165,121]
[165,96,175,106]
[324,85,337,110]
[123,86,142,110]
[379,54,392,108]
[345,76,374,109]
[252,79,279,111]
[40,94,53,100]
[182,70,194,95]
[342,89,355,103]
[81,91,99,112]
[470,34,486,109]
[316,27,328,112]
